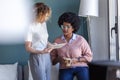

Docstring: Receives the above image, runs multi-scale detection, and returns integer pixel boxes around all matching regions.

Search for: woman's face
[61,22,74,36]
[37,13,50,23]
[44,13,50,21]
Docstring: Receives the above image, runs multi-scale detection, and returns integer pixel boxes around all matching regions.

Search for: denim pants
[59,67,89,80]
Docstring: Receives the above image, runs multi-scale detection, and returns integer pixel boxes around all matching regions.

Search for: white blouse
[25,22,48,50]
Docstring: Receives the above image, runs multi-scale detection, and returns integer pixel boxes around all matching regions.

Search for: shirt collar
[61,33,77,41]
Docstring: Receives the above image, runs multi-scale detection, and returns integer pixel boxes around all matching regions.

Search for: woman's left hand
[63,57,78,66]
[71,58,78,64]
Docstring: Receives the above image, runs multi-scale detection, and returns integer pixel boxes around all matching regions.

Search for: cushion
[0,62,18,80]
[23,65,29,80]
[28,61,33,80]
[17,65,22,80]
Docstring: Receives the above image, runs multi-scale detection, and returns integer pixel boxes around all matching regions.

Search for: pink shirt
[51,34,93,69]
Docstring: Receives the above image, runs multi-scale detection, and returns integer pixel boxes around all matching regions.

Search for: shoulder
[29,23,36,28]
[76,34,84,40]
[42,22,46,25]
[76,34,88,42]
[29,22,41,29]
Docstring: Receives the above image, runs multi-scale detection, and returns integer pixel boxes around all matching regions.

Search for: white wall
[90,0,109,60]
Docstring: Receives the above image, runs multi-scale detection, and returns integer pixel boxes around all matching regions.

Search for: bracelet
[78,57,81,62]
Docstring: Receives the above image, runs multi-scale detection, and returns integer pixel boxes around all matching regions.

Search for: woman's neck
[35,18,44,23]
[64,33,73,42]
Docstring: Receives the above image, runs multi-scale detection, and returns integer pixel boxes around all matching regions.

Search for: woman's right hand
[42,47,54,54]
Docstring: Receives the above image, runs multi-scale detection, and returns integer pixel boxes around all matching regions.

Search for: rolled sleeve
[81,38,93,62]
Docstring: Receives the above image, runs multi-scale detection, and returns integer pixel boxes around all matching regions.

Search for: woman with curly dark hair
[51,12,93,80]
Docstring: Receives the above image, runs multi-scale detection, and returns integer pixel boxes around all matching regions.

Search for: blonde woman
[25,2,53,80]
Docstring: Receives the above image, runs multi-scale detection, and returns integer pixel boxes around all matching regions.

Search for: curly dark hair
[58,12,80,33]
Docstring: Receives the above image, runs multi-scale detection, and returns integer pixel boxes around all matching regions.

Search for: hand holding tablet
[48,43,66,49]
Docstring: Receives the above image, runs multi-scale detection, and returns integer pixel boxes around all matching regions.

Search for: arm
[50,49,59,65]
[25,41,53,54]
[80,38,93,63]
[71,38,93,64]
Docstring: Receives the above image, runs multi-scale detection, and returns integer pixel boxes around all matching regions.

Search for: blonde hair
[33,2,51,21]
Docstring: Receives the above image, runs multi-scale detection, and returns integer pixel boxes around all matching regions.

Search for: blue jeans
[59,67,89,80]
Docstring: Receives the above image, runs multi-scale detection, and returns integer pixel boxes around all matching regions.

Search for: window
[109,0,120,61]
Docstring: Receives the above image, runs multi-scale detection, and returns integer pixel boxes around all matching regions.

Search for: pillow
[0,62,18,80]
[28,61,33,80]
